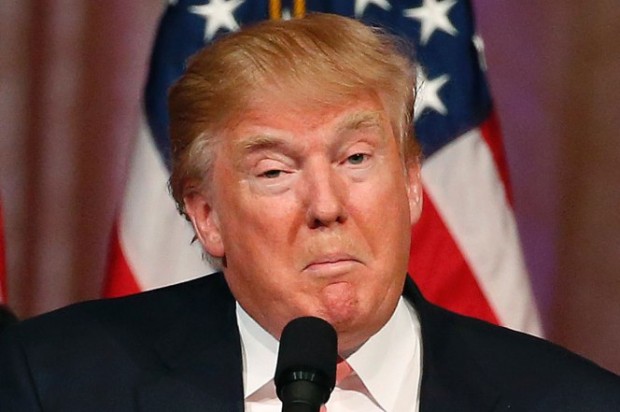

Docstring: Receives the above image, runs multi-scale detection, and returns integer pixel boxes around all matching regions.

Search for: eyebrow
[335,110,385,135]
[232,110,387,161]
[231,134,293,171]
[237,134,289,154]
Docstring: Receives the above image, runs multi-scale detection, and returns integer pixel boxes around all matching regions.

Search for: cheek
[218,191,300,261]
[350,175,412,263]
[354,173,410,222]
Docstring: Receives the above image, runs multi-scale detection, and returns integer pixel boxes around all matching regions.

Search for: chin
[329,306,379,334]
[335,319,381,356]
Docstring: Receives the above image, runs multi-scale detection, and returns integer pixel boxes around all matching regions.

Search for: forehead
[231,88,388,131]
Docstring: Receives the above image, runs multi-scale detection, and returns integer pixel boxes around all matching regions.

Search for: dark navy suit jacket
[1,273,619,411]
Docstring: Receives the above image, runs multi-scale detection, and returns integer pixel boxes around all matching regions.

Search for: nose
[304,161,348,229]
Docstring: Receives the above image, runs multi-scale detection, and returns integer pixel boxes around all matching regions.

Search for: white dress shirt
[237,297,422,412]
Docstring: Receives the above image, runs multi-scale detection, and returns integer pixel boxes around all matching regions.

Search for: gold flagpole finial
[269,0,306,20]
[269,0,282,20]
[293,0,306,18]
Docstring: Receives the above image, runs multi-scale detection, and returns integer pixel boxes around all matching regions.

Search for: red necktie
[320,359,353,411]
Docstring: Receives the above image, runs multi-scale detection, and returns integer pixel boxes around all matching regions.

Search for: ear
[183,185,225,258]
[406,163,423,225]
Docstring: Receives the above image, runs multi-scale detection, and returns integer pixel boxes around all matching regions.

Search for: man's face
[186,92,422,354]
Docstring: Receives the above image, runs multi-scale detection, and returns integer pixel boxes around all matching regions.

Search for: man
[1,13,619,411]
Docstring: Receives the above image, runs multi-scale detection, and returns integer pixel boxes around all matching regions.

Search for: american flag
[104,0,542,335]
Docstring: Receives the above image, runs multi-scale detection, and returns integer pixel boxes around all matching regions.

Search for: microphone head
[274,316,338,403]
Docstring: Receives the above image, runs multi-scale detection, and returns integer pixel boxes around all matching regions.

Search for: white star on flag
[404,0,458,45]
[354,0,392,17]
[415,67,449,119]
[472,33,488,71]
[190,0,245,40]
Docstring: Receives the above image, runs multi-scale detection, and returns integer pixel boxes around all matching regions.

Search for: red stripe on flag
[408,190,500,325]
[103,222,142,298]
[479,112,513,205]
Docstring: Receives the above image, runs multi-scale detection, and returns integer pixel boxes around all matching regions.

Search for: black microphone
[274,317,338,412]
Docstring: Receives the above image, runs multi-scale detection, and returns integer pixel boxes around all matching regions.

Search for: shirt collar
[236,302,279,396]
[237,297,422,411]
[347,298,421,411]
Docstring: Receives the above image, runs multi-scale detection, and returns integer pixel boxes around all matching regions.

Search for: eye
[259,169,284,179]
[346,153,368,165]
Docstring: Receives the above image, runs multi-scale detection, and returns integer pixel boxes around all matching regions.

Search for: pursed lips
[302,253,362,276]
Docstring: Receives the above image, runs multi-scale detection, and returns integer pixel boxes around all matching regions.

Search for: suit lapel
[403,278,501,412]
[135,273,244,412]
[133,272,502,411]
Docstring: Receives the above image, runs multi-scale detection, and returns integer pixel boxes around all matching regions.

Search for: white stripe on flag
[119,116,211,290]
[422,128,543,336]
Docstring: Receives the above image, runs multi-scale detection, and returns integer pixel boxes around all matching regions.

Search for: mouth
[303,254,361,276]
